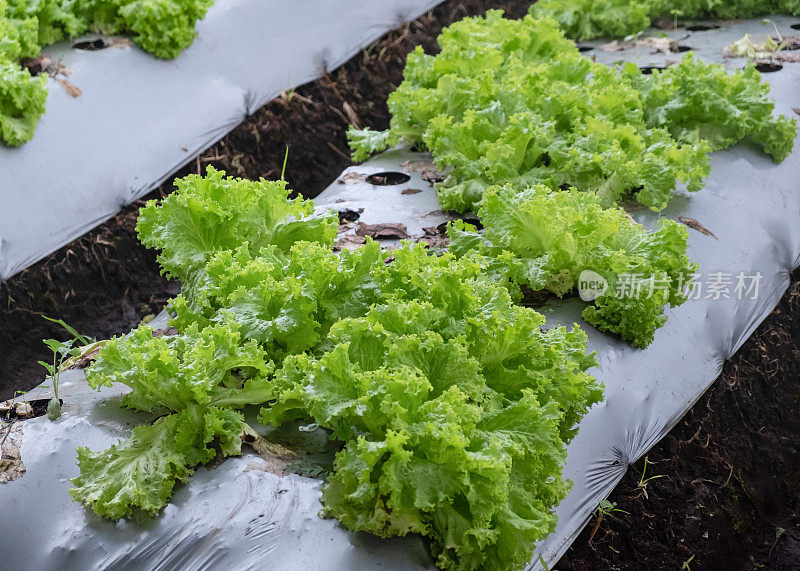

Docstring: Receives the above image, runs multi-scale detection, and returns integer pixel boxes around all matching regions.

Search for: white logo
[578,270,608,301]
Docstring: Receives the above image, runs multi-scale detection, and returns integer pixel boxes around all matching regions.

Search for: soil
[1,2,799,569]
[559,271,800,571]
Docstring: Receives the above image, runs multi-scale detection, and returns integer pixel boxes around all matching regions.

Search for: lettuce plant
[530,0,800,41]
[0,0,215,146]
[448,185,696,348]
[348,12,795,212]
[71,169,603,571]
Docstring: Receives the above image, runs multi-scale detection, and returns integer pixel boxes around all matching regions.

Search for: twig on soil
[327,141,352,163]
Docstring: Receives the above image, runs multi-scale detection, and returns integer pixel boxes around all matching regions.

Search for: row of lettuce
[1,0,212,146]
[532,0,800,40]
[67,11,796,571]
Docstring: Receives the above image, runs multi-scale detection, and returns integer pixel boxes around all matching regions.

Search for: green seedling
[762,18,783,44]
[682,554,695,570]
[669,9,683,31]
[280,145,289,181]
[624,30,645,62]
[37,316,94,421]
[637,457,666,499]
[589,499,629,542]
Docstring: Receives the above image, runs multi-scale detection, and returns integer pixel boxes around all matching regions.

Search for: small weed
[37,316,94,420]
[637,456,666,500]
[589,499,629,542]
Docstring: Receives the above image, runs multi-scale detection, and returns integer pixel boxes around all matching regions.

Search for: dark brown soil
[559,271,800,570]
[1,2,799,569]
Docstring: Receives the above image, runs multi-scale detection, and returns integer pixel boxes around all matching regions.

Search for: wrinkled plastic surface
[1,17,799,571]
[0,0,443,282]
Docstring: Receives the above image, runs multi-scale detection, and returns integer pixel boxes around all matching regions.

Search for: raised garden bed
[1,2,796,566]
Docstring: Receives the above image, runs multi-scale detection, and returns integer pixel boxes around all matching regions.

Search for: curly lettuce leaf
[260,253,602,570]
[0,62,48,147]
[73,321,273,518]
[531,0,650,40]
[70,406,243,519]
[86,320,273,412]
[351,12,710,213]
[448,185,696,348]
[136,167,337,281]
[625,56,797,163]
[529,0,800,40]
[168,240,386,363]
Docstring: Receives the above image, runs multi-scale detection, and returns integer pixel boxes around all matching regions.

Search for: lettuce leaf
[0,61,48,147]
[448,185,696,348]
[349,12,710,213]
[261,287,601,570]
[136,166,337,281]
[530,0,800,40]
[349,11,794,213]
[624,55,798,163]
[71,321,273,518]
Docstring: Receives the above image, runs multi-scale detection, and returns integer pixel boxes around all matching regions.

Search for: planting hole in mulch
[755,62,783,73]
[577,45,593,52]
[1,398,60,420]
[337,209,361,223]
[686,24,721,31]
[673,45,692,52]
[365,172,411,186]
[73,38,108,51]
[436,216,483,234]
[640,65,668,74]
[792,23,800,31]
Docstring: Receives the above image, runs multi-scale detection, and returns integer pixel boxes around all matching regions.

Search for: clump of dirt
[559,270,800,570]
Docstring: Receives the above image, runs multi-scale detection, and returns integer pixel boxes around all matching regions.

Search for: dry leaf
[55,79,82,98]
[640,37,675,54]
[601,40,634,52]
[0,422,25,484]
[240,424,297,477]
[401,188,423,195]
[334,234,367,251]
[355,222,409,240]
[106,36,133,49]
[14,403,33,419]
[338,171,367,185]
[399,160,445,183]
[679,216,718,239]
[416,226,450,249]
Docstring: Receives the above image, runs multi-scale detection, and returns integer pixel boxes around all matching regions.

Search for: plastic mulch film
[0,0,444,282]
[0,16,799,571]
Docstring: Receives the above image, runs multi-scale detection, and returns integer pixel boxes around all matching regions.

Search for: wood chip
[679,216,718,239]
[355,222,410,240]
[55,79,82,98]
[794,108,800,116]
[401,188,423,195]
